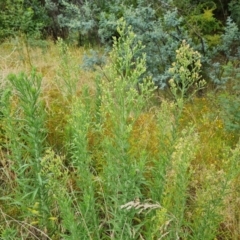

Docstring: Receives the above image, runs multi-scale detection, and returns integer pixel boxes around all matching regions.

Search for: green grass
[0,28,240,239]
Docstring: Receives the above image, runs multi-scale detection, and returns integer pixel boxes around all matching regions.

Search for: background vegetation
[1,0,240,239]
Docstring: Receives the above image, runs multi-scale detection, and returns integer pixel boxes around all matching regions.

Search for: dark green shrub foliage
[229,0,240,29]
[0,0,47,40]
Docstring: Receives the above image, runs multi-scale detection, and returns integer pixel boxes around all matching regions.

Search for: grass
[0,30,240,239]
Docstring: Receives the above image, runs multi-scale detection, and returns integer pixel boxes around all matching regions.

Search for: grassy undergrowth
[0,25,240,239]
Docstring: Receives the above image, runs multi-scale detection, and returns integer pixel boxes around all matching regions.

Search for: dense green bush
[0,0,47,40]
[229,0,240,28]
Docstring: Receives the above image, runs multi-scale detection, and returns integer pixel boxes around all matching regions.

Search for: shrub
[0,0,47,41]
[229,0,240,28]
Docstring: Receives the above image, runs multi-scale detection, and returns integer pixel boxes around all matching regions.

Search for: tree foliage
[0,0,47,40]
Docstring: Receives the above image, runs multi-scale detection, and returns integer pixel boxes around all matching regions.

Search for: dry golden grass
[0,39,97,91]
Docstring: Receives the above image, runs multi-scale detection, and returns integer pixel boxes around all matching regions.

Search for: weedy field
[0,25,240,240]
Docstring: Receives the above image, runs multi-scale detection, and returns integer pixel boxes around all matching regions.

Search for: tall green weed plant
[56,38,79,97]
[1,70,51,234]
[63,90,100,239]
[92,19,156,239]
[168,40,206,109]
